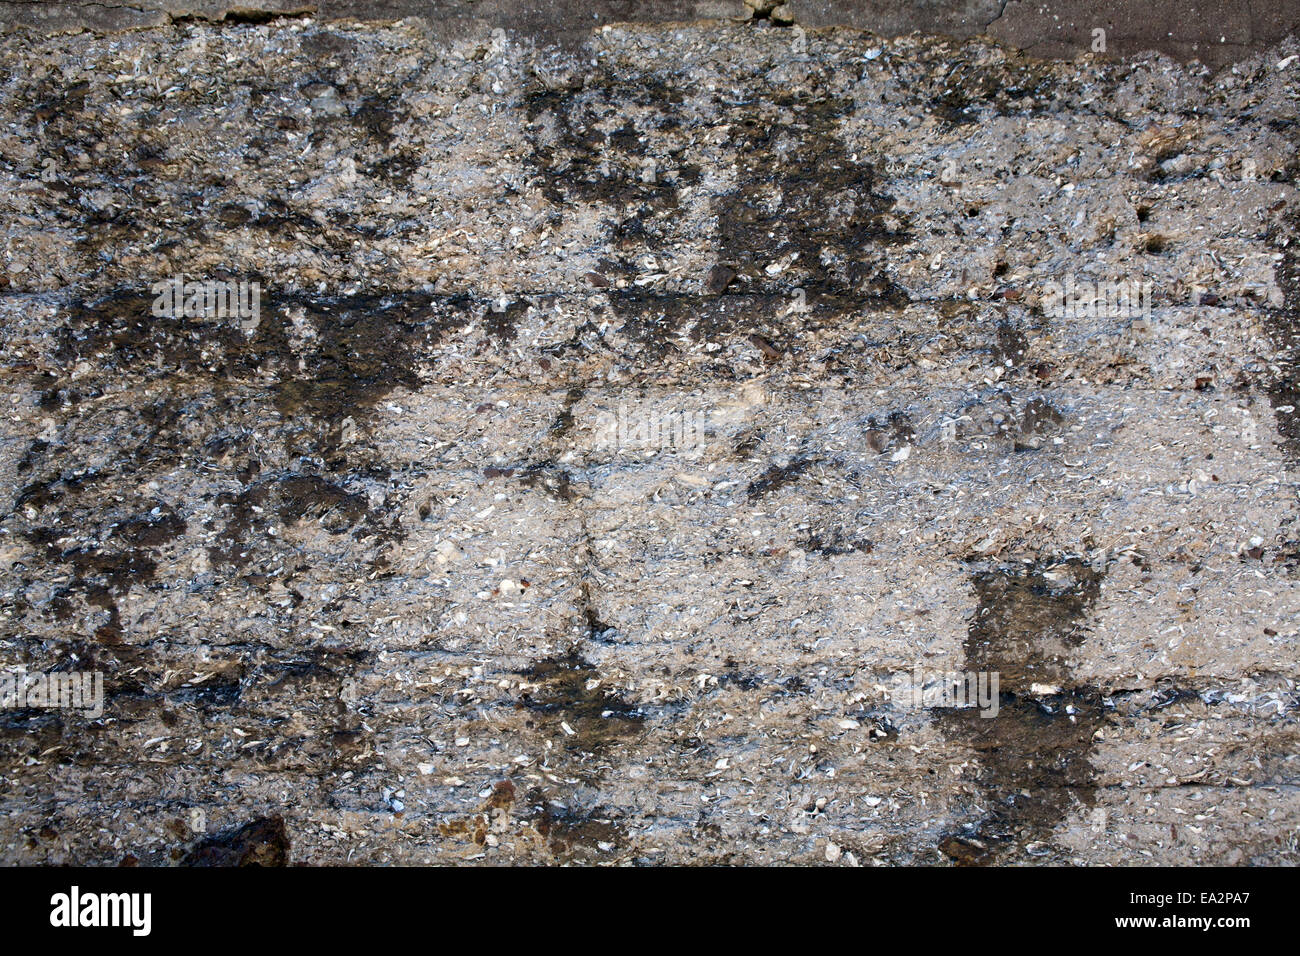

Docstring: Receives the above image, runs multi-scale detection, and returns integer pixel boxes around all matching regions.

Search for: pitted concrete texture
[0,16,1298,865]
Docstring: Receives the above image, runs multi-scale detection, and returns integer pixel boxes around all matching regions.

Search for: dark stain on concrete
[938,557,1109,864]
[713,91,910,302]
[1265,213,1300,463]
[206,473,388,571]
[182,814,290,866]
[528,794,629,862]
[524,66,911,364]
[747,456,814,500]
[519,652,645,754]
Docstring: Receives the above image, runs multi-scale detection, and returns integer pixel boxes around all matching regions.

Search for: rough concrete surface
[0,9,1298,865]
